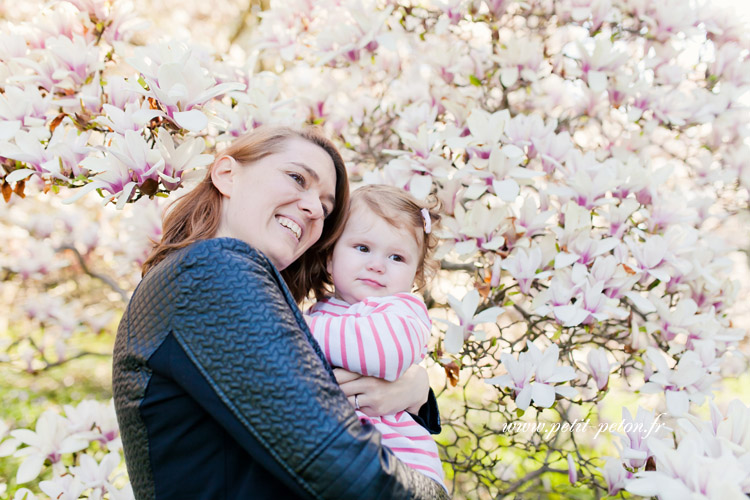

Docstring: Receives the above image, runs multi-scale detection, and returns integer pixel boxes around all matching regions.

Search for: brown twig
[56,245,129,301]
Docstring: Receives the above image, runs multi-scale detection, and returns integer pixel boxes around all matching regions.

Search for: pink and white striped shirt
[307,293,446,489]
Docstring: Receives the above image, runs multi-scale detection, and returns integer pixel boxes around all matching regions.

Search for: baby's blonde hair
[346,184,441,290]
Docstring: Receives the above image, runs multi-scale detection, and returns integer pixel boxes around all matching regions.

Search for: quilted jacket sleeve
[168,240,448,499]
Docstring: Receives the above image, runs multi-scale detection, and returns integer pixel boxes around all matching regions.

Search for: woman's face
[213,137,337,270]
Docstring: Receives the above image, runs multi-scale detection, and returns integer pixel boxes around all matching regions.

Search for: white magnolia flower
[40,474,85,500]
[502,245,551,295]
[69,451,121,491]
[625,434,748,499]
[616,407,665,469]
[11,410,89,483]
[598,457,632,496]
[486,342,577,410]
[583,347,613,391]
[439,289,504,353]
[641,348,717,417]
[128,42,245,131]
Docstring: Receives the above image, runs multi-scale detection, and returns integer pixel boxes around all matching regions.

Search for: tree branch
[57,245,129,301]
[440,260,477,272]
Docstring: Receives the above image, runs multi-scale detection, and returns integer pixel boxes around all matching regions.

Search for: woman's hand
[333,365,429,417]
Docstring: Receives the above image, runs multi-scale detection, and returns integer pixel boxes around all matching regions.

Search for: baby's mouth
[359,278,384,288]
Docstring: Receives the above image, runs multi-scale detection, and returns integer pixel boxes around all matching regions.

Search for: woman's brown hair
[142,125,350,302]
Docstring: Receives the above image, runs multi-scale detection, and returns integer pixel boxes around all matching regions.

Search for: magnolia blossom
[70,452,122,492]
[615,400,750,497]
[45,35,101,86]
[439,289,504,354]
[11,411,89,483]
[513,196,555,239]
[626,435,748,499]
[440,201,511,257]
[457,108,510,158]
[599,457,633,496]
[583,347,612,391]
[154,130,213,190]
[486,342,578,410]
[567,454,577,485]
[39,475,85,500]
[502,245,551,295]
[616,407,665,469]
[641,348,717,417]
[128,42,245,131]
[0,421,19,458]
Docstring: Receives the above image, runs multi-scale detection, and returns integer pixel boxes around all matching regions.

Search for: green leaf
[551,328,562,341]
[646,279,661,291]
[469,74,482,87]
[515,408,525,418]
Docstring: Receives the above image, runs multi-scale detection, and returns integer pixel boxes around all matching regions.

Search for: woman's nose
[299,192,325,219]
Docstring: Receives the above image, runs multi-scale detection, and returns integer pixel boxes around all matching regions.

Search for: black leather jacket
[113,238,449,499]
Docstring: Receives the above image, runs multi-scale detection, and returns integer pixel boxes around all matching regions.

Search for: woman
[112,126,448,499]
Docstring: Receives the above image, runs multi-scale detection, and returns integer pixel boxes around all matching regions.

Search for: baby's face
[328,206,420,304]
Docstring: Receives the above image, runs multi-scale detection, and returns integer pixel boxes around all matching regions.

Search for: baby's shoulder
[360,293,428,315]
[307,296,350,315]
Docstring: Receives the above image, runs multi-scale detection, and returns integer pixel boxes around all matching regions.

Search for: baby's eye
[355,245,369,253]
[288,172,305,186]
[389,254,404,262]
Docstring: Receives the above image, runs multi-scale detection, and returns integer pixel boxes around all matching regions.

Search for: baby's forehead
[345,204,422,248]
[348,202,407,230]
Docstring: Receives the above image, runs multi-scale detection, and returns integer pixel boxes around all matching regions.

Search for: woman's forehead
[281,138,337,194]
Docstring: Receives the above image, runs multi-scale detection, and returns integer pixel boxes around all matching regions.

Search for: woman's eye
[322,204,330,218]
[355,245,369,253]
[389,254,404,262]
[288,172,305,186]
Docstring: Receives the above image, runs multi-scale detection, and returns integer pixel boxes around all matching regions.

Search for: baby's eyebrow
[291,161,336,207]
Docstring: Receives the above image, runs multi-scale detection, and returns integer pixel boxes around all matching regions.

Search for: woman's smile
[276,215,302,241]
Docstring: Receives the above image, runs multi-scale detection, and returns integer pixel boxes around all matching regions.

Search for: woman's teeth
[277,216,301,240]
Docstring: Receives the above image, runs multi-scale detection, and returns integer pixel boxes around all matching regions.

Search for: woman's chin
[266,247,300,271]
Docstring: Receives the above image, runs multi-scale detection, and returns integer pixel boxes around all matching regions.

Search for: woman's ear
[211,155,236,197]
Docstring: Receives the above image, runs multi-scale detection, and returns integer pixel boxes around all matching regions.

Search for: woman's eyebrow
[291,161,336,207]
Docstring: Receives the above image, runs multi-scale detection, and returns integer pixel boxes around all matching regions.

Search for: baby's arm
[308,294,430,382]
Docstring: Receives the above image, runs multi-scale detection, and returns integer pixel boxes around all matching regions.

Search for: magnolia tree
[1,0,750,498]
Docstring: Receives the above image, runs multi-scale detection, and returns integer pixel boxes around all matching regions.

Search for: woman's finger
[333,368,362,386]
[347,395,358,410]
[337,374,379,396]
